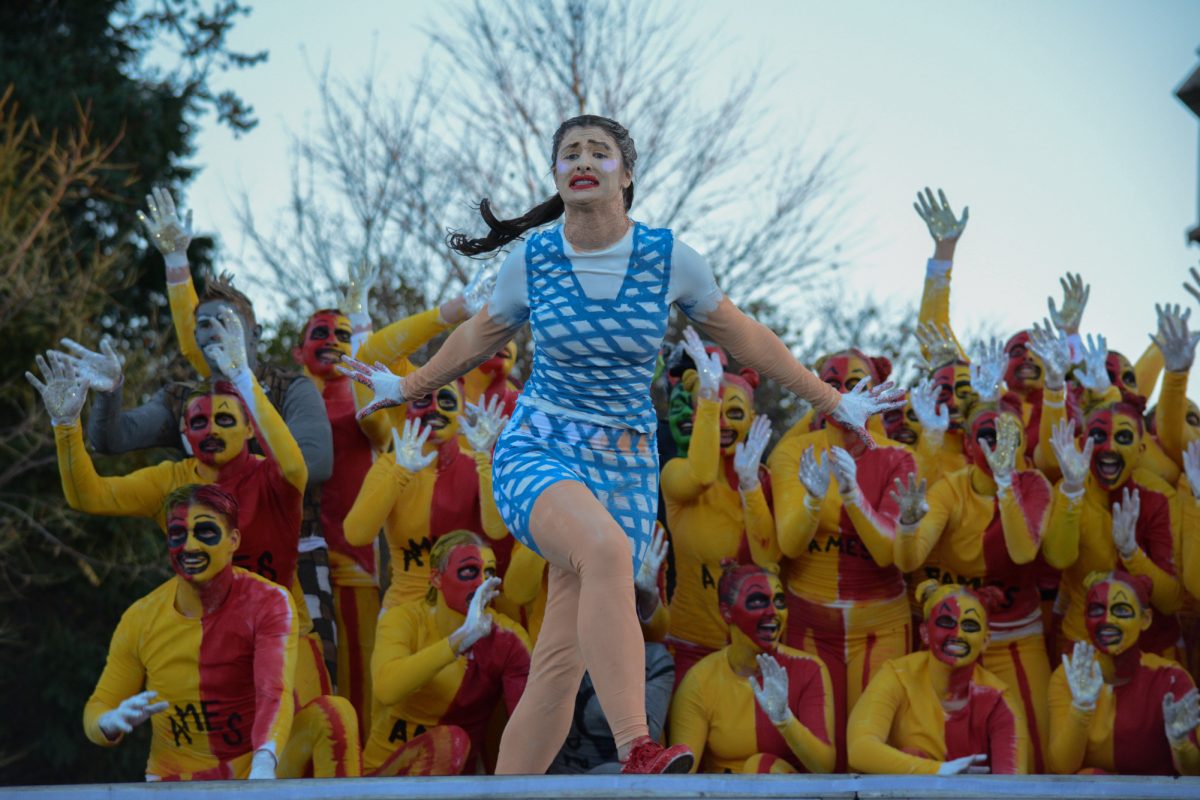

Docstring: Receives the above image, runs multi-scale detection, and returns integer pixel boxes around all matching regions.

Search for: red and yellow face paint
[719,380,755,456]
[723,572,788,651]
[296,311,352,378]
[478,341,517,380]
[819,353,873,395]
[1084,574,1151,656]
[920,589,989,669]
[1003,332,1044,393]
[182,393,252,467]
[1084,406,1142,489]
[431,543,496,615]
[930,361,975,430]
[166,501,239,584]
[406,382,464,445]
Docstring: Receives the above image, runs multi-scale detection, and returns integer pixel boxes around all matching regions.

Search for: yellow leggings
[278,695,363,777]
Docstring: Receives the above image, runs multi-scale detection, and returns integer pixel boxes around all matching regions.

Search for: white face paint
[555,159,572,175]
[553,126,630,209]
[600,157,619,173]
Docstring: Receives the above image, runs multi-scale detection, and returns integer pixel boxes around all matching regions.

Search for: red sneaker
[619,736,694,774]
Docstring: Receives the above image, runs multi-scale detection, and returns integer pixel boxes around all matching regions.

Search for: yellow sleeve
[371,605,459,707]
[660,398,720,503]
[742,484,781,565]
[1042,484,1083,570]
[1033,386,1067,481]
[667,665,710,773]
[894,477,954,573]
[233,372,307,492]
[768,434,822,559]
[472,450,507,541]
[83,605,146,747]
[916,259,966,360]
[343,452,411,548]
[252,581,299,757]
[847,662,940,775]
[1045,666,1093,774]
[1122,546,1183,615]
[1135,340,1165,402]
[997,477,1044,566]
[1157,370,1189,468]
[778,658,836,774]
[167,277,209,377]
[55,423,178,518]
[502,542,546,606]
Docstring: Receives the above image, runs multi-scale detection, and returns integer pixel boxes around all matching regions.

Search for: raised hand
[1110,487,1141,560]
[969,337,1007,402]
[56,337,123,393]
[1151,303,1200,373]
[341,259,381,317]
[1027,319,1072,391]
[910,378,949,445]
[97,690,169,740]
[1163,688,1200,746]
[26,351,88,425]
[750,653,793,725]
[1049,419,1094,495]
[831,380,906,448]
[681,327,722,400]
[1063,640,1103,711]
[1048,273,1090,336]
[913,187,969,243]
[337,356,407,420]
[733,415,772,491]
[798,446,831,501]
[136,186,192,264]
[915,321,959,368]
[390,419,437,473]
[463,262,499,317]
[936,753,990,775]
[450,575,501,655]
[979,414,1021,489]
[461,394,509,453]
[890,473,928,526]
[828,446,860,502]
[200,310,249,379]
[635,525,669,599]
[1074,333,1110,393]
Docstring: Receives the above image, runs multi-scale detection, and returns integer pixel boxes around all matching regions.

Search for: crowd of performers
[24,118,1200,779]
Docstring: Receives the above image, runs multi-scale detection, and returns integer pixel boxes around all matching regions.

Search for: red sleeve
[1135,486,1177,576]
[865,447,918,522]
[986,692,1022,775]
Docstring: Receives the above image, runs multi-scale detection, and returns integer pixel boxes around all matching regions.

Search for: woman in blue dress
[340,115,902,774]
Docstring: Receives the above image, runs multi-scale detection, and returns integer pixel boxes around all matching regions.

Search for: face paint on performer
[931,361,976,430]
[1003,332,1044,393]
[553,126,631,207]
[719,381,754,455]
[668,381,695,451]
[182,393,252,467]
[195,300,256,372]
[1085,406,1142,489]
[1104,351,1139,404]
[431,543,496,615]
[294,311,352,378]
[406,382,463,444]
[883,393,920,446]
[1085,576,1150,656]
[819,354,872,394]
[722,573,788,651]
[1188,400,1200,440]
[923,592,988,669]
[478,341,517,380]
[165,502,240,585]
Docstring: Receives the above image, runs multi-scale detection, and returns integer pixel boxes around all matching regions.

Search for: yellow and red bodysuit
[769,424,916,770]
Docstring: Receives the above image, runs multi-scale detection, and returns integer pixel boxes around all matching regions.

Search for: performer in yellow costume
[847,580,1027,775]
[82,485,361,780]
[1048,570,1199,775]
[669,562,835,774]
[662,328,778,682]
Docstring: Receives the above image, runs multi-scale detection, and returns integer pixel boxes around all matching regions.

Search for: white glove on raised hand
[1163,688,1200,746]
[1185,264,1200,308]
[391,419,437,473]
[1152,303,1200,373]
[635,525,669,599]
[462,262,500,317]
[750,653,793,726]
[136,186,193,270]
[890,473,928,527]
[913,187,969,243]
[733,415,772,492]
[338,356,407,420]
[936,753,990,775]
[1048,272,1090,336]
[461,395,509,454]
[681,327,722,401]
[451,575,501,655]
[1027,319,1072,391]
[248,749,277,780]
[1049,420,1094,496]
[340,259,381,317]
[56,337,123,393]
[1075,333,1111,393]
[200,311,251,380]
[97,690,169,740]
[915,321,960,370]
[1111,487,1141,561]
[910,379,949,447]
[1063,640,1104,712]
[798,446,831,506]
[831,380,906,448]
[969,337,1007,402]
[979,414,1021,490]
[1184,440,1200,499]
[829,446,860,504]
[26,351,89,426]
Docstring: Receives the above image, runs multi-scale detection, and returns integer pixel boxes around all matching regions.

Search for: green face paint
[668,382,695,454]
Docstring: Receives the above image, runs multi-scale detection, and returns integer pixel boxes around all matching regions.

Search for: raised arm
[342,422,433,548]
[460,396,510,541]
[913,187,969,357]
[661,330,723,501]
[736,415,782,565]
[769,438,827,558]
[1151,303,1200,466]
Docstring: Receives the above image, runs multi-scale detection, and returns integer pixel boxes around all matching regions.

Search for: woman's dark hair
[447,115,637,257]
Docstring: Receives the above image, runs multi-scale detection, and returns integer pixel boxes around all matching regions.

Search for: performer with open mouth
[338,114,902,774]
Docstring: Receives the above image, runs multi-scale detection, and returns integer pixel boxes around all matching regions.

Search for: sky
[186,0,1200,393]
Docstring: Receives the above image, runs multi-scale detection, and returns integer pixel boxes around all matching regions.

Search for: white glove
[1110,487,1141,561]
[828,446,860,504]
[1063,640,1103,712]
[338,356,407,419]
[910,378,949,447]
[913,187,969,242]
[681,327,721,400]
[26,351,89,426]
[1152,303,1200,373]
[56,337,123,393]
[461,395,509,454]
[831,380,906,447]
[97,690,169,740]
[1027,319,1072,391]
[1049,420,1094,496]
[979,414,1021,490]
[201,310,251,380]
[969,337,1007,402]
[635,525,669,599]
[451,575,501,655]
[936,753,990,775]
[733,415,771,492]
[798,447,831,507]
[391,419,437,472]
[750,653,793,726]
[1184,440,1200,499]
[247,749,277,780]
[136,186,193,270]
[890,473,928,527]
[1075,333,1111,393]
[915,321,960,369]
[1048,272,1090,336]
[463,262,499,316]
[340,259,381,317]
[1163,688,1200,746]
